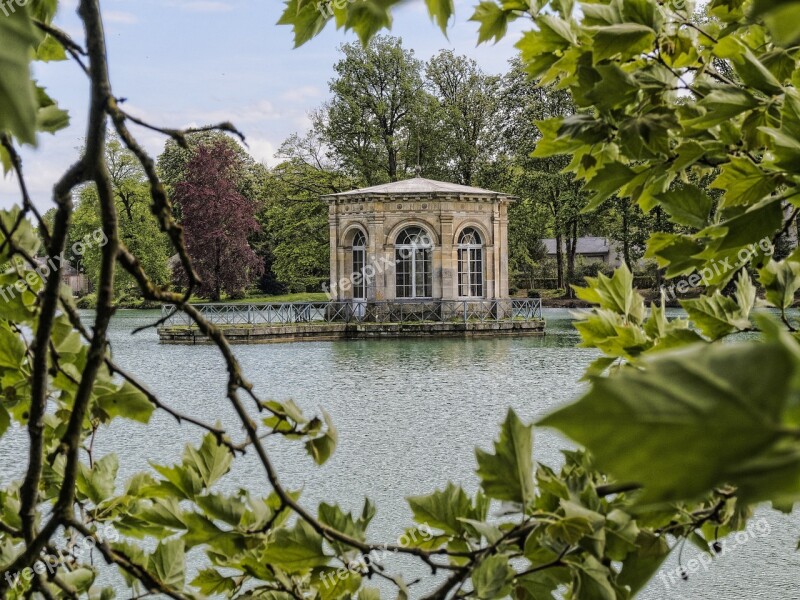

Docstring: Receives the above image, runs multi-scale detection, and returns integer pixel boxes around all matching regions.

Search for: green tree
[72,135,171,299]
[425,50,499,185]
[495,59,586,293]
[322,35,424,183]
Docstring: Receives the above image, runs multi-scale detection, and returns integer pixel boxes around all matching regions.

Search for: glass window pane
[396,249,411,298]
[353,248,365,298]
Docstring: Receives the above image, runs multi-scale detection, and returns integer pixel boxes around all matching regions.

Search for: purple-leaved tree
[175,142,263,300]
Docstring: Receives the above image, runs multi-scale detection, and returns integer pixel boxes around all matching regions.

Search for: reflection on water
[1,308,797,598]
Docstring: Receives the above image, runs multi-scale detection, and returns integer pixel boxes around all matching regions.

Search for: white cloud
[104,11,139,24]
[247,138,278,166]
[168,0,234,12]
[122,99,286,129]
[281,86,322,103]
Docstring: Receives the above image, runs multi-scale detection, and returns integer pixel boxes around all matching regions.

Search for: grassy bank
[75,291,330,309]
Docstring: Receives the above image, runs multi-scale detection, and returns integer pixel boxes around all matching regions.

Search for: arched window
[395,226,432,298]
[352,230,367,299]
[458,228,483,297]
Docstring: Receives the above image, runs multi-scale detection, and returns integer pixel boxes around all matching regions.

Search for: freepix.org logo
[0,0,30,18]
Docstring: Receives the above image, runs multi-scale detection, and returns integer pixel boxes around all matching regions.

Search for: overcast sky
[0,0,525,212]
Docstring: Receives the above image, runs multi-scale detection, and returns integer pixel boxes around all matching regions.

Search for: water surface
[1,308,798,598]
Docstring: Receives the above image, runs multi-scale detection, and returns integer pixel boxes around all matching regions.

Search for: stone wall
[328,194,512,302]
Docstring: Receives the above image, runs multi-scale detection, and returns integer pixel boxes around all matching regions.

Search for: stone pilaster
[439,214,454,300]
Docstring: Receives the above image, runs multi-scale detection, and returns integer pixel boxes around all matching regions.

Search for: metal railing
[160,299,543,327]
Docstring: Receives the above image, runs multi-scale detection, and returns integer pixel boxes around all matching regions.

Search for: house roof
[323,177,515,199]
[542,237,613,255]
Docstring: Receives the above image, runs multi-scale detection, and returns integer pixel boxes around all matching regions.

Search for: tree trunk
[555,233,564,291]
[622,206,631,269]
[212,244,222,302]
[566,220,577,298]
[387,145,397,181]
[654,207,664,291]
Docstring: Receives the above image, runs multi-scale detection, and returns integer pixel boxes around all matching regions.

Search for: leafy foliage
[173,142,264,300]
[2,0,800,599]
[72,135,172,300]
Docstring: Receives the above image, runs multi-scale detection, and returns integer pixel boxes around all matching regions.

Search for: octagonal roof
[323,176,515,199]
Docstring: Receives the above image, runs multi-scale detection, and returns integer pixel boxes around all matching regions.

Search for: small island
[159,176,545,343]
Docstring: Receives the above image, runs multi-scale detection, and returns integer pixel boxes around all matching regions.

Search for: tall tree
[255,131,352,292]
[157,130,266,209]
[322,35,424,184]
[496,59,585,293]
[72,135,171,299]
[174,142,263,300]
[425,50,498,185]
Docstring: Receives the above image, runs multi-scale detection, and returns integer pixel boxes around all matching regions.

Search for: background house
[33,257,91,296]
[542,237,624,267]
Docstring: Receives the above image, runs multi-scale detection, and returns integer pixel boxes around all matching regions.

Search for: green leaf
[262,520,330,572]
[181,512,226,549]
[458,518,503,544]
[582,162,638,211]
[314,568,362,600]
[584,64,640,112]
[358,588,381,600]
[751,0,800,46]
[0,405,9,438]
[572,554,616,600]
[734,270,756,317]
[759,256,800,310]
[711,156,779,208]
[35,86,70,134]
[683,87,760,130]
[540,341,798,502]
[36,35,66,62]
[342,0,400,45]
[77,453,118,505]
[0,322,26,369]
[182,433,233,488]
[680,292,750,340]
[0,207,40,257]
[95,380,154,424]
[655,184,713,229]
[60,568,95,593]
[617,531,670,593]
[561,500,606,557]
[318,501,370,554]
[149,537,185,589]
[277,0,329,48]
[714,37,783,95]
[149,460,203,500]
[475,408,534,504]
[426,0,453,33]
[195,492,246,526]
[471,554,514,599]
[604,509,640,561]
[704,197,784,253]
[517,567,571,599]
[574,263,646,324]
[0,7,38,144]
[407,482,476,536]
[306,408,337,465]
[470,1,510,44]
[591,23,656,64]
[191,568,237,595]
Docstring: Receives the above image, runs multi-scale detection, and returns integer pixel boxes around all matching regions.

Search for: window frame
[352,230,367,300]
[395,226,433,299]
[457,227,484,298]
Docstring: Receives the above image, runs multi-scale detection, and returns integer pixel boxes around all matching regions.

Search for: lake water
[2,308,799,598]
